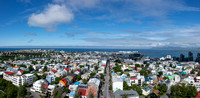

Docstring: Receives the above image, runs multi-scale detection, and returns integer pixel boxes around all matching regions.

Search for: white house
[173,75,180,83]
[31,79,48,93]
[112,75,123,92]
[3,72,34,86]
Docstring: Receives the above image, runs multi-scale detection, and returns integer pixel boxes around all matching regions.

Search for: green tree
[158,71,163,76]
[174,72,179,75]
[27,92,30,98]
[122,94,128,98]
[135,64,140,70]
[100,73,104,80]
[95,66,99,71]
[114,59,121,63]
[53,87,63,98]
[40,60,45,65]
[132,84,142,95]
[19,64,26,68]
[76,75,81,81]
[171,85,197,97]
[64,88,70,93]
[17,85,27,98]
[23,82,29,87]
[158,84,167,95]
[198,71,200,76]
[163,76,169,80]
[82,79,87,84]
[90,72,96,77]
[123,81,130,90]
[41,83,46,94]
[43,65,48,72]
[28,65,34,71]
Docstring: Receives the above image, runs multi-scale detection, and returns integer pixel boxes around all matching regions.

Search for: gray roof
[114,89,139,98]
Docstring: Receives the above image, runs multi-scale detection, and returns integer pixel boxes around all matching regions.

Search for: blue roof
[69,92,75,97]
[145,77,153,81]
[74,82,81,85]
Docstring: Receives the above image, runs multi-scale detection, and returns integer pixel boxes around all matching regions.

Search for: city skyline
[0,0,200,48]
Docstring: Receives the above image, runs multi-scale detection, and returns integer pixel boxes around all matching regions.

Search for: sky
[0,0,200,49]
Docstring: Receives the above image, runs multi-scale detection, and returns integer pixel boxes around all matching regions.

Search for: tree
[40,60,45,65]
[32,61,38,65]
[53,87,63,98]
[23,82,29,87]
[135,64,140,70]
[174,72,179,75]
[198,71,200,76]
[76,75,81,81]
[82,79,87,84]
[27,92,30,98]
[43,65,48,72]
[41,74,47,79]
[75,93,81,98]
[17,85,27,98]
[163,76,169,80]
[158,84,167,95]
[114,59,121,63]
[123,81,130,90]
[132,84,142,95]
[122,94,128,98]
[127,73,130,77]
[95,66,99,71]
[19,64,26,68]
[90,72,96,77]
[170,63,172,67]
[171,85,197,97]
[28,65,34,71]
[41,83,46,94]
[100,73,104,80]
[158,71,163,76]
[64,88,70,93]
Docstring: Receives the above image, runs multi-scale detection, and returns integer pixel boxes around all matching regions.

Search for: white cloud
[28,4,74,31]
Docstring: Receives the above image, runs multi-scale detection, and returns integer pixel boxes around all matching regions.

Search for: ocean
[1,48,200,59]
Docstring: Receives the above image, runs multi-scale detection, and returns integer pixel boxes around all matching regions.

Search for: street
[103,60,110,98]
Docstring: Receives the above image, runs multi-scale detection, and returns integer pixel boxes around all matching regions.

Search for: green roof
[113,88,119,92]
[168,76,173,79]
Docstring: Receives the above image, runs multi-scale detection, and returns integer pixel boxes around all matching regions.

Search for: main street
[103,60,110,98]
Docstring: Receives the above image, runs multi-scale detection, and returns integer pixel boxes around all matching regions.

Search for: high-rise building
[188,51,193,61]
[196,53,200,63]
[180,54,185,62]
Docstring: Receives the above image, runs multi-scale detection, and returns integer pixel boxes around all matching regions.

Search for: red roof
[41,72,48,75]
[195,93,200,98]
[60,79,67,84]
[13,66,19,68]
[131,67,135,69]
[64,67,70,72]
[51,69,57,73]
[19,70,23,74]
[158,77,163,81]
[78,89,87,96]
[130,77,137,80]
[6,72,14,75]
[101,64,106,66]
[43,84,49,89]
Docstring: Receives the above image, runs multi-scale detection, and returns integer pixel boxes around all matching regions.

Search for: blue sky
[0,0,200,48]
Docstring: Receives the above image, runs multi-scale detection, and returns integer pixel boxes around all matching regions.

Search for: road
[103,60,110,98]
[161,89,171,98]
[27,87,41,98]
